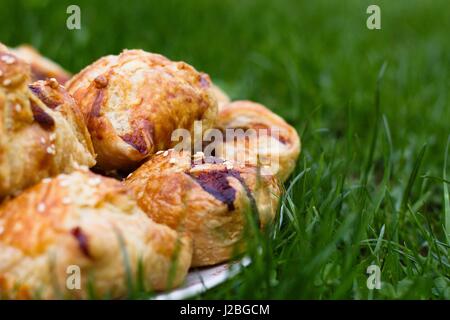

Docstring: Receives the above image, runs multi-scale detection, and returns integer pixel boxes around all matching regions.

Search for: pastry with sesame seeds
[9,44,71,84]
[0,45,95,199]
[125,149,281,267]
[215,100,301,182]
[66,49,218,171]
[67,50,217,171]
[0,170,192,299]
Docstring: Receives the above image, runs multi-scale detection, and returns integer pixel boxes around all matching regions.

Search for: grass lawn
[1,0,449,299]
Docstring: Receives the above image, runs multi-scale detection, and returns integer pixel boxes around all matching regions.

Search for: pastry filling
[30,100,55,129]
[187,168,259,225]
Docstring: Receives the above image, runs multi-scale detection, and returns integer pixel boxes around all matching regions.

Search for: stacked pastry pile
[0,44,300,299]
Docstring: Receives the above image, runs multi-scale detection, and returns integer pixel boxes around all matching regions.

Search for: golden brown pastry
[210,83,230,110]
[66,49,218,171]
[215,100,300,182]
[125,149,281,267]
[0,170,192,299]
[0,46,96,199]
[10,45,71,84]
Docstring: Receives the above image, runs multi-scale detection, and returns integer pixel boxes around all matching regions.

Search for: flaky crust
[215,100,301,182]
[66,49,218,171]
[0,170,192,299]
[10,45,71,84]
[125,150,281,267]
[210,84,230,110]
[0,47,96,199]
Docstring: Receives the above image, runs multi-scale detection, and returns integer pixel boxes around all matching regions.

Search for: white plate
[153,257,251,300]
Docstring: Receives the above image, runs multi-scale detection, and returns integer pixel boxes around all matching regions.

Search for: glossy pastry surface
[0,170,192,299]
[125,150,281,267]
[67,49,218,171]
[210,83,230,110]
[0,46,95,199]
[10,45,71,84]
[215,100,300,182]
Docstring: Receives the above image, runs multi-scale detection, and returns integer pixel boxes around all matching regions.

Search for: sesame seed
[37,203,46,213]
[193,151,205,164]
[156,150,164,155]
[169,157,177,164]
[193,151,205,161]
[59,179,70,187]
[163,150,169,157]
[127,172,133,178]
[48,78,59,88]
[224,161,234,170]
[1,55,15,64]
[46,145,56,155]
[42,178,51,184]
[49,133,56,141]
[14,104,21,112]
[137,191,144,198]
[40,137,46,144]
[88,177,102,186]
[62,197,71,205]
[73,162,88,171]
[2,79,11,86]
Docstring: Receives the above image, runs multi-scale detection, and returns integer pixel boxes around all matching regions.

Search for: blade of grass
[443,135,450,245]
[400,144,427,211]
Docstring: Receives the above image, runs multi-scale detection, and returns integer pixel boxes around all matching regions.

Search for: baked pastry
[210,83,230,110]
[10,45,71,84]
[0,46,96,199]
[215,100,300,182]
[66,49,218,171]
[0,170,192,299]
[125,149,281,267]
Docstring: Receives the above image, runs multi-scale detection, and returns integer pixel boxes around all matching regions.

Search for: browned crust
[125,150,281,267]
[0,51,30,89]
[0,170,192,299]
[10,45,71,84]
[66,49,218,171]
[216,100,301,182]
[27,79,96,160]
[0,44,96,199]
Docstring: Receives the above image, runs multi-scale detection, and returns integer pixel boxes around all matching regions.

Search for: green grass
[1,0,449,299]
